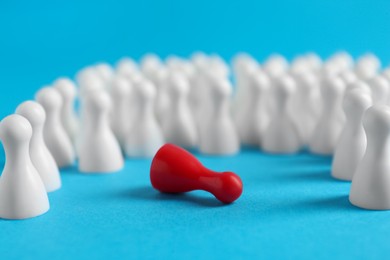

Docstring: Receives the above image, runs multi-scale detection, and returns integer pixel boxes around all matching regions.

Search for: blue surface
[1,150,390,259]
[1,0,390,259]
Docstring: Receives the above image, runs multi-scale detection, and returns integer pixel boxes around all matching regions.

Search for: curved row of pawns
[1,51,390,220]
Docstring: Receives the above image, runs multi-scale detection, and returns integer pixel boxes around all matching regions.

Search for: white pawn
[309,77,345,155]
[350,105,390,210]
[199,76,239,155]
[125,80,164,157]
[331,89,372,181]
[94,63,114,88]
[53,78,79,144]
[262,75,301,153]
[79,90,123,173]
[163,73,198,148]
[116,57,138,77]
[367,75,390,105]
[110,75,132,148]
[36,87,75,168]
[355,53,381,80]
[0,115,49,219]
[263,54,289,78]
[236,69,270,146]
[289,72,321,145]
[16,101,62,192]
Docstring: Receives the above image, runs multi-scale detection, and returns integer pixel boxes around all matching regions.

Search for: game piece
[355,53,381,80]
[35,87,75,167]
[232,55,259,141]
[367,75,390,105]
[76,66,105,96]
[350,105,390,210]
[262,75,301,153]
[304,52,322,71]
[309,77,345,155]
[140,53,163,80]
[162,72,198,148]
[78,89,124,173]
[326,51,353,74]
[116,57,138,77]
[263,54,288,78]
[289,71,321,145]
[110,75,132,148]
[382,67,390,82]
[347,80,371,94]
[53,77,79,144]
[154,66,170,124]
[235,68,270,146]
[331,88,372,181]
[16,101,62,192]
[0,114,49,219]
[94,62,114,88]
[125,79,164,157]
[150,144,243,204]
[339,69,358,86]
[209,54,230,78]
[199,75,239,155]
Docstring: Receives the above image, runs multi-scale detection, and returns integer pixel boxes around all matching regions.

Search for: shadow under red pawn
[150,144,243,204]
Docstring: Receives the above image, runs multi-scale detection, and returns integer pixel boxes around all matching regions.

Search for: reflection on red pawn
[150,144,243,204]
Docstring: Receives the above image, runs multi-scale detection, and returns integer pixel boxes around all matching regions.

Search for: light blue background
[1,0,390,259]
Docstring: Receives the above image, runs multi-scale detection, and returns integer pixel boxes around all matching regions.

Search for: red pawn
[150,144,243,204]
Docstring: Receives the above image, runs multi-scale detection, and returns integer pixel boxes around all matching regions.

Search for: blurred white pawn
[262,75,301,153]
[125,80,164,157]
[116,57,138,77]
[0,115,49,219]
[154,67,170,123]
[289,72,321,145]
[235,69,270,146]
[304,52,322,71]
[367,75,390,105]
[339,69,358,86]
[94,63,114,88]
[209,54,230,78]
[332,89,372,181]
[76,67,105,98]
[16,101,61,192]
[199,76,239,155]
[232,55,259,131]
[53,78,79,145]
[140,53,163,80]
[110,75,132,148]
[350,105,390,210]
[162,73,197,148]
[326,51,354,73]
[309,77,345,155]
[382,67,390,82]
[78,90,123,173]
[347,80,371,94]
[263,54,289,79]
[36,87,75,168]
[355,53,381,80]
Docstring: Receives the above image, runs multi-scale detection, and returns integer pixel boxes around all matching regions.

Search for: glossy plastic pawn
[0,115,49,219]
[16,101,62,192]
[79,90,124,173]
[35,87,75,167]
[150,144,243,204]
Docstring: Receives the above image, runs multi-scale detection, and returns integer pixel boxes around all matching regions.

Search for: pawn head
[342,88,372,119]
[363,105,390,139]
[15,101,46,129]
[85,89,111,113]
[54,78,78,100]
[0,114,32,145]
[35,87,63,110]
